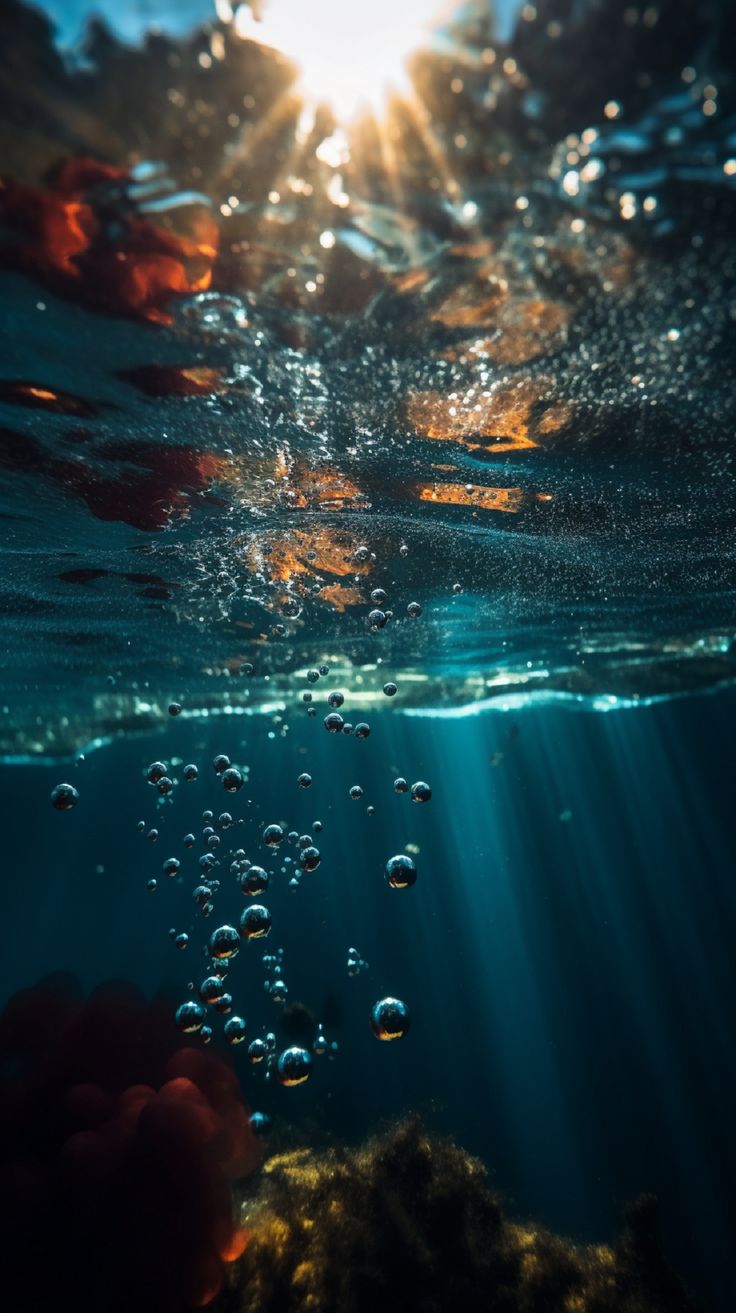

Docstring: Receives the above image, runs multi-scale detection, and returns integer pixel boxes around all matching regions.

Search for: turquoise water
[1,2,735,1310]
[2,695,736,1308]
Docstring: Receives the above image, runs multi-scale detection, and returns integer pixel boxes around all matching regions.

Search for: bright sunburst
[232,0,448,119]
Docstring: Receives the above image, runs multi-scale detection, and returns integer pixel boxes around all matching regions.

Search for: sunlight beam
[232,0,448,119]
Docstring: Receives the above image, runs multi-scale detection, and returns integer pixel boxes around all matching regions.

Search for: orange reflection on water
[413,482,524,512]
[461,298,572,366]
[317,583,365,612]
[0,379,102,417]
[117,365,228,397]
[431,287,504,329]
[430,246,572,365]
[244,526,370,611]
[24,386,56,402]
[284,463,367,510]
[213,451,368,514]
[407,378,573,453]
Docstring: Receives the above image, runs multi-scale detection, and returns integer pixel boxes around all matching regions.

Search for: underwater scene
[1,0,735,1309]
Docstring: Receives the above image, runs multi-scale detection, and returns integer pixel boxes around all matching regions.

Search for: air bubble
[240,904,272,939]
[385,854,417,888]
[277,1046,312,1086]
[221,767,243,793]
[51,783,79,811]
[370,997,410,1041]
[224,1016,247,1044]
[176,1000,205,1033]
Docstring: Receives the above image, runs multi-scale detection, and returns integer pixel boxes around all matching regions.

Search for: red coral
[0,977,260,1311]
[0,155,219,323]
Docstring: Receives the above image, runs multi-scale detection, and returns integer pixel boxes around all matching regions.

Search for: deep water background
[1,689,734,1309]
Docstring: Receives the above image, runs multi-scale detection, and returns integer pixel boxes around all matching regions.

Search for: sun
[232,0,448,119]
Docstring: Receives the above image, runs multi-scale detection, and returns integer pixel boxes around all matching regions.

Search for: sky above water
[31,0,522,49]
[33,0,221,44]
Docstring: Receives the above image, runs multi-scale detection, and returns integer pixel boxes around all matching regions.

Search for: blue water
[2,690,734,1306]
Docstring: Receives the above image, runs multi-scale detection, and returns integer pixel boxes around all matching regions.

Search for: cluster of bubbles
[359,575,423,633]
[301,665,382,741]
[262,946,288,1004]
[175,938,323,1088]
[392,777,432,804]
[52,655,431,1105]
[135,741,344,1083]
[323,710,371,738]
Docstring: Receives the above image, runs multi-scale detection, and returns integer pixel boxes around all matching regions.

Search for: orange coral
[0,155,219,324]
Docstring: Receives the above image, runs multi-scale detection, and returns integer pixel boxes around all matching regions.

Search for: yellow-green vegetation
[221,1120,694,1313]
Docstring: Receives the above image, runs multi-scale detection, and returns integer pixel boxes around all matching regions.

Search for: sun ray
[231,0,448,120]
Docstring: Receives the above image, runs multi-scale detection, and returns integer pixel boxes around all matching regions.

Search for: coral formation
[224,1119,696,1313]
[0,976,260,1312]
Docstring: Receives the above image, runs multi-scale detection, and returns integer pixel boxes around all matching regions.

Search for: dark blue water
[2,689,734,1307]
